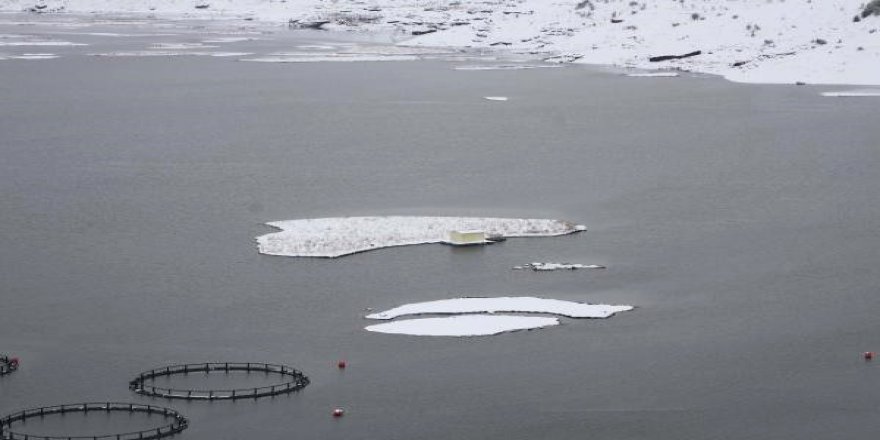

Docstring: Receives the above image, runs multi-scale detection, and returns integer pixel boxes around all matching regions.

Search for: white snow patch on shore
[4,0,875,85]
[821,89,880,97]
[366,297,632,320]
[256,216,585,258]
[365,315,559,336]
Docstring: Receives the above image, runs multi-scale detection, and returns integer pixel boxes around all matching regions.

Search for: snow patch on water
[364,315,559,337]
[513,262,606,271]
[256,216,585,258]
[241,53,418,63]
[821,89,880,97]
[625,72,680,78]
[0,41,86,46]
[90,51,252,57]
[455,64,559,71]
[151,42,219,49]
[365,297,633,320]
[0,53,59,60]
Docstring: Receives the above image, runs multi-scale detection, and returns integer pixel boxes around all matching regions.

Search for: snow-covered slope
[2,0,878,85]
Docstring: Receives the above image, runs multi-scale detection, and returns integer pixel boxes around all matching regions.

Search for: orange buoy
[864,352,875,360]
[333,408,345,417]
[337,360,346,369]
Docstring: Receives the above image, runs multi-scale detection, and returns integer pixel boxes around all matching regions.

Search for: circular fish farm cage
[0,355,18,376]
[129,362,310,400]
[0,402,188,440]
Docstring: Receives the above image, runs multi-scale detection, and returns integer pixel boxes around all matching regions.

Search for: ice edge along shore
[2,0,879,86]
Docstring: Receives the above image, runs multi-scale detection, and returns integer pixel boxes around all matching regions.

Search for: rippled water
[2,14,880,440]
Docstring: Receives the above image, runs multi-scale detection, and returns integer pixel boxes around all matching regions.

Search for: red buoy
[333,408,345,417]
[864,352,875,360]
[9,357,19,367]
[337,360,346,369]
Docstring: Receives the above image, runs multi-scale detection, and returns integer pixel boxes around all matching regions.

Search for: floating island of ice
[365,315,559,337]
[513,262,606,271]
[256,216,586,258]
[821,89,880,97]
[366,297,632,320]
[364,297,633,336]
[625,72,680,78]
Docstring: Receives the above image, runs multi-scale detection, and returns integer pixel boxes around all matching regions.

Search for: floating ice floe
[241,53,419,63]
[365,297,632,320]
[0,53,59,60]
[295,44,338,50]
[364,315,559,337]
[484,96,508,101]
[0,41,87,46]
[625,72,680,78]
[513,262,606,271]
[454,64,560,71]
[151,42,220,50]
[202,37,255,43]
[256,216,585,258]
[365,315,559,336]
[90,51,252,57]
[821,89,880,97]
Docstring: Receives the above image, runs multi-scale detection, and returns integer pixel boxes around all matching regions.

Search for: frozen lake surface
[2,14,880,440]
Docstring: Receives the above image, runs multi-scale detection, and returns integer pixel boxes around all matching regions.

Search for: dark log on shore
[649,50,702,62]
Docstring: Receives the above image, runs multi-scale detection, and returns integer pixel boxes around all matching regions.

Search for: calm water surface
[1,14,879,440]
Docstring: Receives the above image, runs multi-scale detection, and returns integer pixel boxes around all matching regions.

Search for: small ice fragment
[364,315,559,337]
[521,263,606,271]
[484,96,508,101]
[365,297,632,320]
[821,89,880,97]
[625,72,679,77]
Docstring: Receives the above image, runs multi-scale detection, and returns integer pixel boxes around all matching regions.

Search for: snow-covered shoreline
[256,216,585,258]
[2,0,878,85]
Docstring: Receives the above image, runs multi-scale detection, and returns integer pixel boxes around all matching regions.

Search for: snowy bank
[365,315,559,337]
[2,0,879,85]
[365,297,633,320]
[256,216,586,258]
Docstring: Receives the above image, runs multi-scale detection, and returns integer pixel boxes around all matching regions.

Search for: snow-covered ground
[2,0,878,85]
[256,216,585,258]
[513,262,606,271]
[365,297,633,320]
[365,315,560,336]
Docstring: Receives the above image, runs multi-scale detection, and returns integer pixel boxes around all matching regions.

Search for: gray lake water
[1,14,880,440]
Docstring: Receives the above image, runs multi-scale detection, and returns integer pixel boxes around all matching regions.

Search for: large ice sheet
[256,216,586,258]
[365,297,633,320]
[364,315,559,336]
